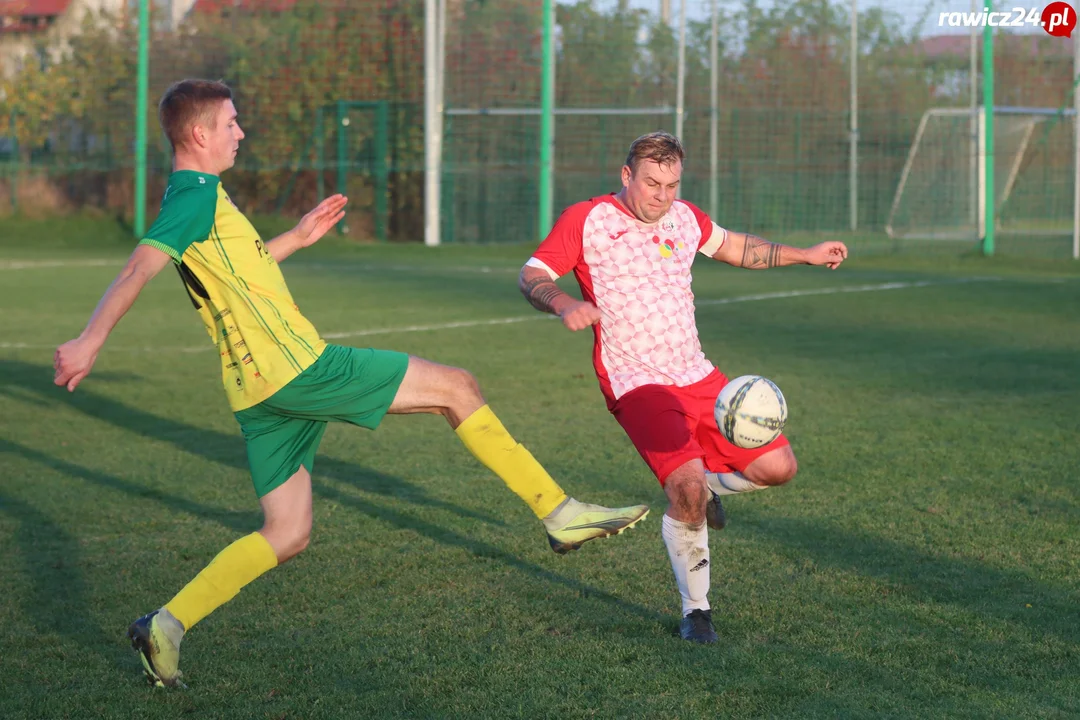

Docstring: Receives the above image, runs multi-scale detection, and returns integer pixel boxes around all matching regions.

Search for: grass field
[1,218,1079,719]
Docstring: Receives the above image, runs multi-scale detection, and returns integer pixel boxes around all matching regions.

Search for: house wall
[1,0,196,77]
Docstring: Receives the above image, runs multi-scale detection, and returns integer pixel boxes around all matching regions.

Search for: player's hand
[294,194,348,248]
[805,241,848,269]
[53,337,100,392]
[559,301,602,331]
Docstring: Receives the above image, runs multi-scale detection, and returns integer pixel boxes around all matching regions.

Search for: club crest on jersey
[652,235,684,259]
[660,218,676,233]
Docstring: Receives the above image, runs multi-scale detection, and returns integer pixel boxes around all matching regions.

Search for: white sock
[706,471,768,497]
[661,514,710,616]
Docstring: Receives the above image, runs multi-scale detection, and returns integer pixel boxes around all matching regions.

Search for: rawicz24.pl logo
[938,2,1077,36]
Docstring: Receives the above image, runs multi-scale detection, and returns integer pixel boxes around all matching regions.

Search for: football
[714,375,788,449]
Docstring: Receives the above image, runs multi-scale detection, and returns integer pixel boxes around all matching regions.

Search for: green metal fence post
[134,0,149,237]
[982,6,995,256]
[375,100,389,242]
[793,111,801,232]
[336,100,348,235]
[732,108,741,225]
[315,105,325,201]
[538,0,554,240]
[8,111,16,214]
[441,115,454,244]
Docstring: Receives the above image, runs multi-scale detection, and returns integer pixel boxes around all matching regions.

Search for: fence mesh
[0,0,1076,255]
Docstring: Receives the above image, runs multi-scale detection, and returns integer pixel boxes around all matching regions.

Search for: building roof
[0,0,70,35]
[0,0,71,16]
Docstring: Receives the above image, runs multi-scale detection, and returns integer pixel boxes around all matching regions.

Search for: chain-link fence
[0,0,1076,256]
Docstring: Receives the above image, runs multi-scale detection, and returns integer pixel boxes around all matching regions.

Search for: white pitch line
[297,261,519,275]
[0,277,1001,353]
[322,315,542,340]
[695,277,995,306]
[0,257,521,274]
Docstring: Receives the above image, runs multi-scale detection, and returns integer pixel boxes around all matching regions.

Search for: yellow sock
[455,405,568,518]
[164,531,278,632]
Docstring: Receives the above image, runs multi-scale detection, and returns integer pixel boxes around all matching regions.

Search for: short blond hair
[625,131,685,173]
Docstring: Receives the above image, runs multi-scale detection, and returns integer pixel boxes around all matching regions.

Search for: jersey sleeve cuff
[698,223,727,257]
[525,257,559,280]
[139,238,182,263]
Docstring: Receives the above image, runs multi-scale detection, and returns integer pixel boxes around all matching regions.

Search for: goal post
[886,106,1076,244]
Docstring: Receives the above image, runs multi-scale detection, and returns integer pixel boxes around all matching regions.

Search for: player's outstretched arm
[712,231,848,270]
[518,265,601,331]
[266,194,348,262]
[53,244,172,392]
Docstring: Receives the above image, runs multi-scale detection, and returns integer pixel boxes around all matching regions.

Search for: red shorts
[611,369,790,485]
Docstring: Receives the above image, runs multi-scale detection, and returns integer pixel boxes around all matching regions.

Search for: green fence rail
[1,0,1076,257]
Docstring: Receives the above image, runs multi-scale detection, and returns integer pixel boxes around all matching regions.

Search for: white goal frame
[885,106,1077,242]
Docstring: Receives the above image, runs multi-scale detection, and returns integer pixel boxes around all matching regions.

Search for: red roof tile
[0,0,70,17]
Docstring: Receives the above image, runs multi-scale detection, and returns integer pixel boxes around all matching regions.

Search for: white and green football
[714,375,788,449]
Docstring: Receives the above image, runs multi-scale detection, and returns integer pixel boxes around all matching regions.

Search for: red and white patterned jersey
[527,194,727,409]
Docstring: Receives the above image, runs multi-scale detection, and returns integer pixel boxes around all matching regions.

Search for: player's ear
[190,122,207,149]
[621,164,632,187]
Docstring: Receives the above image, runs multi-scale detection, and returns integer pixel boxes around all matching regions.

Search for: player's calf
[389,355,652,552]
[661,512,716,644]
[660,460,718,643]
[705,492,726,531]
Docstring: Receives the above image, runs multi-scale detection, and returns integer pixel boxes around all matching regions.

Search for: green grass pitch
[1,219,1078,718]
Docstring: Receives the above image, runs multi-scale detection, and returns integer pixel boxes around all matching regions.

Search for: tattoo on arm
[519,274,567,314]
[740,234,783,269]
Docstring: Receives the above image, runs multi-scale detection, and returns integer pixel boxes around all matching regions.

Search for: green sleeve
[139,185,217,262]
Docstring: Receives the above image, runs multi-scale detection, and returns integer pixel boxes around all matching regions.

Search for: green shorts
[234,344,409,498]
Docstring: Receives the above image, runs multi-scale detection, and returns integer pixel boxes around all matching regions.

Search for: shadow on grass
[3,359,669,647]
[0,485,121,671]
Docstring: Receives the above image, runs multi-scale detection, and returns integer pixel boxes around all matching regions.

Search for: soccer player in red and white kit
[517,132,848,644]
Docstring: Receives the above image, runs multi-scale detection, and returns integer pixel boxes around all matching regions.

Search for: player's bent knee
[274,529,310,563]
[748,447,798,486]
[262,517,312,563]
[452,366,482,401]
[665,471,710,517]
[281,537,310,563]
[772,448,798,484]
[444,366,484,417]
[291,531,311,557]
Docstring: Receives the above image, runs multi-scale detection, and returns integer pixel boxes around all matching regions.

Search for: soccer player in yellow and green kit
[53,79,649,688]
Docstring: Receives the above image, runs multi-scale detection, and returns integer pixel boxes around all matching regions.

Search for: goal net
[886,107,1075,242]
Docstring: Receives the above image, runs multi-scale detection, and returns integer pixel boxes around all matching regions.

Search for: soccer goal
[886,106,1076,242]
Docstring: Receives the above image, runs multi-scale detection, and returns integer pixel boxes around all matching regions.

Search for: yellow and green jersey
[139,170,326,412]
